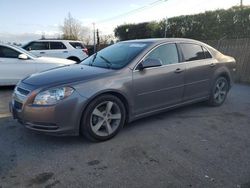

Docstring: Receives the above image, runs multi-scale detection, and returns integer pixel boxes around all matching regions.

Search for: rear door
[133,43,185,115]
[0,46,36,85]
[178,43,215,101]
[47,42,68,58]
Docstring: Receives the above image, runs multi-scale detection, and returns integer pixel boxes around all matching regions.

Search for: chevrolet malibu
[11,38,236,141]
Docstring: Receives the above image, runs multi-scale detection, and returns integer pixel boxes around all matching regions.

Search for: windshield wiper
[90,52,98,66]
[99,55,112,68]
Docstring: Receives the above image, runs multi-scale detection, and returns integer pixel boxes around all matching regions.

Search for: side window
[0,46,20,58]
[202,47,212,59]
[25,42,49,51]
[50,42,67,50]
[180,43,205,61]
[145,43,179,65]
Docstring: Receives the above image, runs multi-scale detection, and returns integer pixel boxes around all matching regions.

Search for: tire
[208,77,229,106]
[81,94,126,141]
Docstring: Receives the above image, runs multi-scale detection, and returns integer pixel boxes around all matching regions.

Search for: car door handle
[175,68,184,73]
[40,52,45,54]
[210,63,215,67]
[63,51,68,53]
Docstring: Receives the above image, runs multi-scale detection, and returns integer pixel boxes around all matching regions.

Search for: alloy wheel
[90,101,122,137]
[213,79,228,104]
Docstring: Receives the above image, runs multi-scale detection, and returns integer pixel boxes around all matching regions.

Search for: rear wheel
[208,77,229,106]
[81,95,126,141]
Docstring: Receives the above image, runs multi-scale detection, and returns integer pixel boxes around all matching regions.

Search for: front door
[132,43,185,115]
[0,46,36,85]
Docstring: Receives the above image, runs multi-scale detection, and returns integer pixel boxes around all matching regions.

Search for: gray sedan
[10,38,236,141]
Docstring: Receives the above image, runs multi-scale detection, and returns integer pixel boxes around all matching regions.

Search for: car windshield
[81,42,150,69]
[13,45,38,58]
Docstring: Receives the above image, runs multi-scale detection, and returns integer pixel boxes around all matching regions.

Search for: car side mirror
[138,58,162,71]
[18,54,28,60]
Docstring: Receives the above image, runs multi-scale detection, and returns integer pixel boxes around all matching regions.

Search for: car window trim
[133,42,180,72]
[177,42,214,62]
[202,46,213,59]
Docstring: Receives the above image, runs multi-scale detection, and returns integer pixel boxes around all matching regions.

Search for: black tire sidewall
[81,94,126,141]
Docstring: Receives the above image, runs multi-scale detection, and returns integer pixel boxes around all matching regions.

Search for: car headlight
[33,87,74,105]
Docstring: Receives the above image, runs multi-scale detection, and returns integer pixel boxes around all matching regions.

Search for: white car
[0,43,75,86]
[22,40,88,63]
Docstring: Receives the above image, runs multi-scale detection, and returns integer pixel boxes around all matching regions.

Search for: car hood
[23,65,113,86]
[36,56,75,65]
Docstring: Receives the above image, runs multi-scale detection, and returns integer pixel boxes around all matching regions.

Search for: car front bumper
[10,84,88,136]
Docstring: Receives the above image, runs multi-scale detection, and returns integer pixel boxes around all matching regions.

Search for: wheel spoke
[220,82,225,89]
[105,121,113,135]
[214,92,220,99]
[218,93,222,102]
[109,113,121,120]
[93,120,105,132]
[93,108,104,118]
[216,85,220,91]
[106,101,113,114]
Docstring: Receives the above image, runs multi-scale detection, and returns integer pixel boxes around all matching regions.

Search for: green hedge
[114,6,250,41]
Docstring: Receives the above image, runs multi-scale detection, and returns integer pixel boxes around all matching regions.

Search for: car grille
[13,86,31,110]
[16,87,30,96]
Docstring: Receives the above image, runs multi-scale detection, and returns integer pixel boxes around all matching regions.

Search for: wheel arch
[212,66,233,89]
[67,56,80,63]
[78,90,131,134]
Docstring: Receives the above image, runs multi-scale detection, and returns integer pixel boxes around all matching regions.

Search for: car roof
[121,38,204,45]
[32,40,83,43]
[0,43,18,48]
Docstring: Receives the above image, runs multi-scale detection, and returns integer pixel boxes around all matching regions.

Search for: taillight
[83,48,88,55]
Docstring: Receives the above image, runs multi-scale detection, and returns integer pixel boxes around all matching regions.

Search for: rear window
[69,42,85,49]
[180,43,205,61]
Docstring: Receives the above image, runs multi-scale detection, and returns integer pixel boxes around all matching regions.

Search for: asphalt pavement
[0,84,250,188]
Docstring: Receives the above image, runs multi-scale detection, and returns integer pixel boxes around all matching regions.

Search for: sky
[0,0,249,43]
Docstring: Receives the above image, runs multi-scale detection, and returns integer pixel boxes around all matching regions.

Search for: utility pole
[97,29,100,46]
[164,16,168,38]
[240,0,243,7]
[93,23,96,53]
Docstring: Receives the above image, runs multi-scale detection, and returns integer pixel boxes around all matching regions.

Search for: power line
[96,0,168,24]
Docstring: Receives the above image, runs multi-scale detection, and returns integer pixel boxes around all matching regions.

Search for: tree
[61,13,90,41]
[114,6,250,41]
[99,34,115,45]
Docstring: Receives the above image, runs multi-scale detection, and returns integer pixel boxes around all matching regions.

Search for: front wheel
[81,95,126,141]
[208,77,229,106]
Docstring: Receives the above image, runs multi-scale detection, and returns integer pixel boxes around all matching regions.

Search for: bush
[114,6,250,41]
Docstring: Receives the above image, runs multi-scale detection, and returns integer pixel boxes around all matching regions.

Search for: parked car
[11,38,236,141]
[0,43,75,86]
[22,40,88,63]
